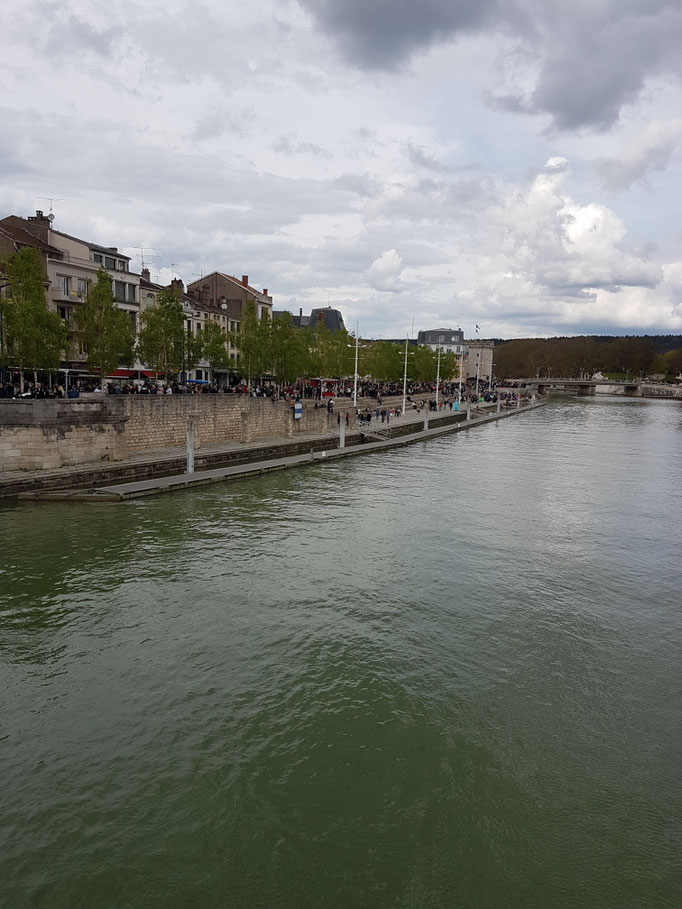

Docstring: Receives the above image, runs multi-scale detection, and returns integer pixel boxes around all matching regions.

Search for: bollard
[517,395,521,408]
[467,400,471,421]
[424,412,429,431]
[497,398,501,413]
[186,418,195,474]
[339,420,346,449]
[532,393,536,404]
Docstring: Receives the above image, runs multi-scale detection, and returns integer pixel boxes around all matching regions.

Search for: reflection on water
[1,397,680,908]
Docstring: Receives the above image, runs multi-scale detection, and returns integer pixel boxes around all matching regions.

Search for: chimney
[170,277,184,296]
[242,275,248,286]
[263,288,268,296]
[141,267,150,281]
[26,210,51,243]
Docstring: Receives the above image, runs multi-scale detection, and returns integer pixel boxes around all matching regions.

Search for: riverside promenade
[6,395,543,502]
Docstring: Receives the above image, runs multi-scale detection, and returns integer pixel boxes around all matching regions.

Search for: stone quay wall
[0,396,332,471]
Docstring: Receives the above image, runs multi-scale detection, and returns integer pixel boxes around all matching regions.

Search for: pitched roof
[50,228,131,260]
[188,271,271,298]
[0,222,64,257]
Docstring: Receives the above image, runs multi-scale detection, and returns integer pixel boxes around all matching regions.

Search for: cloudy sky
[2,0,681,338]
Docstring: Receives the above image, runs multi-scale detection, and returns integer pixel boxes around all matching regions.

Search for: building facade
[186,273,272,322]
[0,211,142,381]
[417,328,467,356]
[463,339,494,384]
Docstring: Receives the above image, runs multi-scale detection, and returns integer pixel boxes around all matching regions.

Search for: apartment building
[0,211,141,377]
[187,272,272,322]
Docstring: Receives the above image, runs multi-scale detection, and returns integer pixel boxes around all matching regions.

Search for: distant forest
[492,335,682,379]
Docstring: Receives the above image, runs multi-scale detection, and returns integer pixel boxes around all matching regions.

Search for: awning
[107,369,160,379]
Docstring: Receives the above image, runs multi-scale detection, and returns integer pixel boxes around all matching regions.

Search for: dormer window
[93,253,103,264]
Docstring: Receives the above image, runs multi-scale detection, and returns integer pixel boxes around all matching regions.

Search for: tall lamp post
[435,343,442,406]
[349,322,367,407]
[0,282,9,387]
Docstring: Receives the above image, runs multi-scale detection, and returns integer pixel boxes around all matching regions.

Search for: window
[196,369,203,380]
[93,253,102,264]
[77,279,88,300]
[57,275,70,296]
[127,284,136,303]
[114,281,126,301]
[104,256,116,270]
[58,306,69,322]
[128,311,137,332]
[118,260,127,272]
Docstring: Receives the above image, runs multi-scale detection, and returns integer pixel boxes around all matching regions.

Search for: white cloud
[0,0,681,338]
[595,119,682,191]
[367,249,404,292]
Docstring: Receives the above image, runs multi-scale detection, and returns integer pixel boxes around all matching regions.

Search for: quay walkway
[14,399,544,502]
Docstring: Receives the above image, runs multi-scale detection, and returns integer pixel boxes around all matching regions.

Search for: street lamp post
[475,345,481,397]
[402,335,409,418]
[353,326,360,407]
[435,344,442,406]
[0,282,9,387]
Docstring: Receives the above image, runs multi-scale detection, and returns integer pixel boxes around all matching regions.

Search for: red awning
[108,369,136,377]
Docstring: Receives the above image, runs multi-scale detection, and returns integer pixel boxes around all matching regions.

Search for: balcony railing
[50,288,88,302]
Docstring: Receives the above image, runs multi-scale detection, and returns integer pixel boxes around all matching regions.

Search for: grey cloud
[594,122,682,191]
[302,0,682,131]
[271,134,330,157]
[35,2,116,58]
[190,107,257,142]
[298,0,499,70]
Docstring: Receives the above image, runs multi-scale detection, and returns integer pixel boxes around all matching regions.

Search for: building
[273,306,346,331]
[463,339,495,385]
[168,278,240,385]
[186,273,272,322]
[417,328,467,356]
[0,211,142,383]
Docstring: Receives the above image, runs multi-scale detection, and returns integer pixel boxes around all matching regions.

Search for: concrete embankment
[15,400,544,502]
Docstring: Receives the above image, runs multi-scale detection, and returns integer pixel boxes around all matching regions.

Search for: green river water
[1,396,680,908]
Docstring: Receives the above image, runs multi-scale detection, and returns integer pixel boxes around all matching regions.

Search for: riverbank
[13,399,544,501]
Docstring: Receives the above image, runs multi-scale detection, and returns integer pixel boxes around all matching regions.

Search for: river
[1,396,680,908]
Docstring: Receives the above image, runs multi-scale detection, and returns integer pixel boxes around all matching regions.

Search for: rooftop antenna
[128,246,159,270]
[37,197,66,221]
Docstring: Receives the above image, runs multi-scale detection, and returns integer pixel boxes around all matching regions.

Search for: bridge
[508,378,682,399]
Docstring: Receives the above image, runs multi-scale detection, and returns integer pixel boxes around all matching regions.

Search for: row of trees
[493,335,682,380]
[0,248,461,386]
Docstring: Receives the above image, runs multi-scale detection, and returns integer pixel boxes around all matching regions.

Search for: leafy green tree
[181,326,204,379]
[137,286,186,378]
[201,320,230,374]
[440,351,458,381]
[73,268,134,382]
[2,246,66,386]
[234,300,271,385]
[271,311,307,385]
[365,340,403,381]
[413,345,436,381]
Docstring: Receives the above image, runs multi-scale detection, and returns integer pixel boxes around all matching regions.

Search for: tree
[73,268,134,382]
[235,300,270,385]
[412,345,436,381]
[137,286,186,378]
[271,311,307,386]
[2,246,65,386]
[201,320,230,374]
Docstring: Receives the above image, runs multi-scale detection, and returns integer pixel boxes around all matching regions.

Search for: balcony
[50,287,87,303]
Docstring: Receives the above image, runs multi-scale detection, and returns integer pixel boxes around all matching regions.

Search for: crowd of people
[1,375,531,404]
